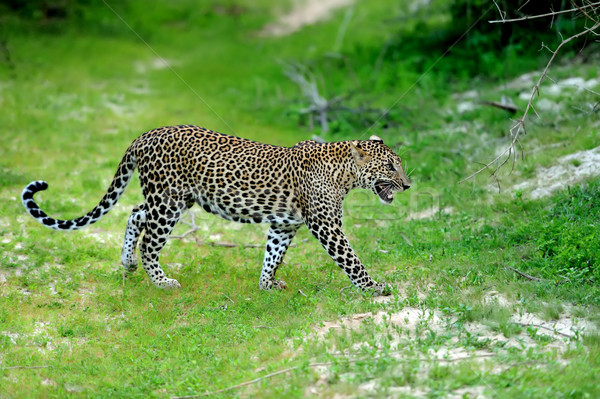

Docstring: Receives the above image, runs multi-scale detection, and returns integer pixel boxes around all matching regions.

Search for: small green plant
[583,333,600,348]
[506,181,600,285]
[542,302,564,321]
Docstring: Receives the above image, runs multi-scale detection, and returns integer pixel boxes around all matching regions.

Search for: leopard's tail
[21,147,137,231]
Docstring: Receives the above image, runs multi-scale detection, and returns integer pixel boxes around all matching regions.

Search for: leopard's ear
[350,141,371,166]
[369,135,383,143]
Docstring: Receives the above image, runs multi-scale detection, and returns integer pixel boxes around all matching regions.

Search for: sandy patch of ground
[0,238,29,285]
[456,74,599,116]
[511,146,600,199]
[313,306,445,343]
[260,0,354,37]
[302,290,596,397]
[405,206,454,221]
[134,57,174,74]
[510,307,595,340]
[482,290,512,307]
[1,320,88,356]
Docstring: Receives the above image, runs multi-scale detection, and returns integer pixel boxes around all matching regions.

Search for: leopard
[21,125,411,295]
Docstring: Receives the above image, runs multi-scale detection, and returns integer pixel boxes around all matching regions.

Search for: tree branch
[489,1,600,24]
[460,20,600,184]
[571,0,600,24]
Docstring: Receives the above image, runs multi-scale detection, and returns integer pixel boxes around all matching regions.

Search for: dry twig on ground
[1,365,51,370]
[506,266,543,281]
[170,211,308,248]
[283,61,336,133]
[282,60,389,133]
[506,266,570,284]
[171,353,497,398]
[513,322,577,338]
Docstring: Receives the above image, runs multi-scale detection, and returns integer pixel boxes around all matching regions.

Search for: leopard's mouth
[374,181,398,204]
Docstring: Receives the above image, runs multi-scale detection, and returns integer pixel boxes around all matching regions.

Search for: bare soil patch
[301,291,597,397]
[260,0,354,37]
[511,146,600,199]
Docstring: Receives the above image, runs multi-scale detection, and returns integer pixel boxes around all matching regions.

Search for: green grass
[1,0,600,397]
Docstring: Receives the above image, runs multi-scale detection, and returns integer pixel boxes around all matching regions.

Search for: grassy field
[1,1,600,397]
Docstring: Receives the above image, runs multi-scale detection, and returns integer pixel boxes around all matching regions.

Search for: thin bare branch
[172,353,498,398]
[173,236,309,249]
[506,266,570,285]
[460,20,600,184]
[489,2,600,23]
[492,0,507,21]
[518,0,532,12]
[172,362,330,398]
[506,266,543,281]
[2,365,51,370]
[459,127,521,183]
[170,211,199,239]
[513,322,576,338]
[170,212,309,248]
[571,0,600,24]
[282,61,330,133]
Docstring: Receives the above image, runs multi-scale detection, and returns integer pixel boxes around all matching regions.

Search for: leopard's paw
[370,282,392,297]
[155,278,181,289]
[272,280,287,290]
[259,279,287,291]
[122,258,138,273]
[121,252,138,272]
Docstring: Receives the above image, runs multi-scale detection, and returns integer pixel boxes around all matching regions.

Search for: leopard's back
[132,125,304,224]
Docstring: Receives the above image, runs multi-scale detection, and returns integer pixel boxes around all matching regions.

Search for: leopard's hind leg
[139,193,187,289]
[121,204,146,272]
[259,223,301,290]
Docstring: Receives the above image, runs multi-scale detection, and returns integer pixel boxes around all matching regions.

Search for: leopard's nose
[402,182,411,191]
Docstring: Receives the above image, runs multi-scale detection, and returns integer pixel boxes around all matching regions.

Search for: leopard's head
[350,135,411,204]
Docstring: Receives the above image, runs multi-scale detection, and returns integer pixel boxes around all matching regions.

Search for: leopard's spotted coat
[21,125,410,294]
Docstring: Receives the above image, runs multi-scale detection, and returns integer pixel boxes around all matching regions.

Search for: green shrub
[381,0,595,80]
[510,180,600,283]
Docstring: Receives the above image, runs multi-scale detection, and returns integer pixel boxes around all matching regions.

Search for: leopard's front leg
[305,207,388,296]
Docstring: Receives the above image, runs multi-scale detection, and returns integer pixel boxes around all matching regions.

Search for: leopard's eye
[386,163,396,171]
